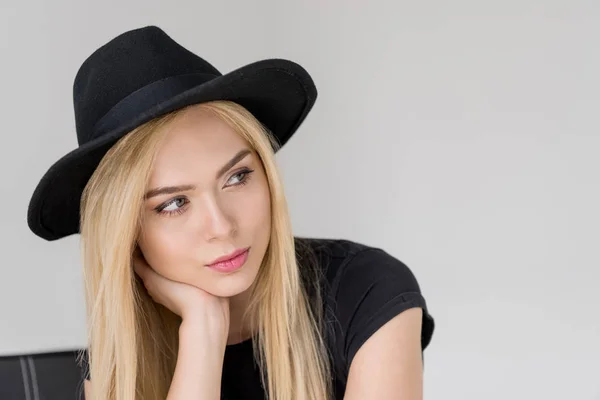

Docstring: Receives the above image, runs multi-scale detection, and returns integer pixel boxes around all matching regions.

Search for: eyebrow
[216,148,252,179]
[144,148,252,200]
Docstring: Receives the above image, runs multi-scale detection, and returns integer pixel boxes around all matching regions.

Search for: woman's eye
[154,169,254,216]
[227,172,245,185]
[160,198,187,213]
[226,169,254,186]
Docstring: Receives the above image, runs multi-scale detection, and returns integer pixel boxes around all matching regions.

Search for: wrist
[169,320,224,399]
[179,317,228,351]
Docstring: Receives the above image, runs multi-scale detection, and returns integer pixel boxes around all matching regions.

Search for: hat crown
[73,26,221,146]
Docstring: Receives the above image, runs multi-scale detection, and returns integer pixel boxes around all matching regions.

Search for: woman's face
[137,105,271,299]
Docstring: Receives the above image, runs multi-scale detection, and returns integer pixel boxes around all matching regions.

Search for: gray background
[1,1,599,399]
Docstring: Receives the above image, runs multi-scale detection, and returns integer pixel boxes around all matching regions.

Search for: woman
[27,26,434,400]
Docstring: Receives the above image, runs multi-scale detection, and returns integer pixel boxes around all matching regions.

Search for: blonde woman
[27,26,434,400]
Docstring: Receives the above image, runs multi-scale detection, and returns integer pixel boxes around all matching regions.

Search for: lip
[206,247,250,266]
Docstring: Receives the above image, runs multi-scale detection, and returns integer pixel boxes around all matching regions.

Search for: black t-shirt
[80,237,435,399]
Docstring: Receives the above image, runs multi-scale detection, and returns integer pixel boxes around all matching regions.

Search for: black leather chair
[0,350,84,400]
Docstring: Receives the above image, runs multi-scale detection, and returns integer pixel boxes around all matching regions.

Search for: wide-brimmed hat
[27,25,317,241]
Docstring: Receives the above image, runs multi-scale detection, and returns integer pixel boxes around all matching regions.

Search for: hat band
[88,72,219,143]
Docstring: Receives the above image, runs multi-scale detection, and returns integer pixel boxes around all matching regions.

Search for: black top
[80,237,435,399]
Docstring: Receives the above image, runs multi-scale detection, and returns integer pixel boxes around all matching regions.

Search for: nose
[200,194,236,241]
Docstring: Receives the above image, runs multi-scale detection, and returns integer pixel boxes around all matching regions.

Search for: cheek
[237,179,271,232]
[137,230,189,279]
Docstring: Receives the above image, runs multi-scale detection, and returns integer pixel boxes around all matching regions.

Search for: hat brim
[28,58,317,241]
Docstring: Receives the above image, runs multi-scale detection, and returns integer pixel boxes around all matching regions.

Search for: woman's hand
[132,248,230,340]
[133,249,230,398]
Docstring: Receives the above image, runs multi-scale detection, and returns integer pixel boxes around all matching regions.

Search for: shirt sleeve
[334,247,435,374]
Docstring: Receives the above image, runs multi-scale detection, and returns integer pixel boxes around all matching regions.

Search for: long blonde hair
[78,101,333,400]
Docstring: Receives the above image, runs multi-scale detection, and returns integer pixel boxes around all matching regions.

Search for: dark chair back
[0,350,84,400]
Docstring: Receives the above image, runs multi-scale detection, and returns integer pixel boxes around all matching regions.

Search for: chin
[210,279,255,298]
[200,268,258,298]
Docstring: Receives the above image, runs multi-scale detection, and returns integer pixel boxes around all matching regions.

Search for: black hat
[27,25,317,241]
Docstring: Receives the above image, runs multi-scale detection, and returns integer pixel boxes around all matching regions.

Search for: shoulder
[300,236,427,315]
[295,236,435,381]
[294,236,418,288]
[294,236,371,276]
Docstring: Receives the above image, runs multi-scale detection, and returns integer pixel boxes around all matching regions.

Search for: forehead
[150,107,250,183]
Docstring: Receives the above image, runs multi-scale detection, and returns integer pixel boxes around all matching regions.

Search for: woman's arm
[133,250,230,400]
[82,254,230,399]
[81,321,226,400]
[167,318,227,400]
[344,307,424,400]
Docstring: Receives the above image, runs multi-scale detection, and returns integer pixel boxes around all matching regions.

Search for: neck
[227,278,258,345]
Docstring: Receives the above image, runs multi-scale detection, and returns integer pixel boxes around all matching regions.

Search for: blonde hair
[78,101,333,400]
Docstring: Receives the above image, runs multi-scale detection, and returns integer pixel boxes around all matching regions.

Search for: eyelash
[154,168,255,217]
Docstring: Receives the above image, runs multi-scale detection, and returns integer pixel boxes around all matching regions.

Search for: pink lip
[205,247,250,273]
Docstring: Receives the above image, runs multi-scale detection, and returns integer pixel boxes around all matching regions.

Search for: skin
[137,104,272,343]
